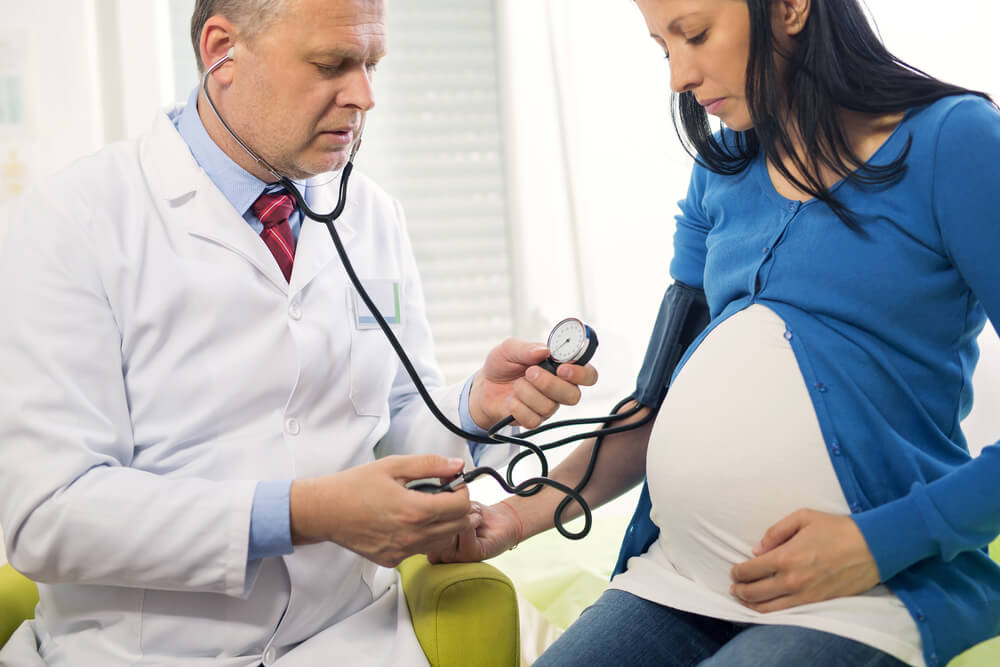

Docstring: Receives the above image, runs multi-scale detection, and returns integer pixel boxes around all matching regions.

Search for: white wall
[0,1,105,240]
[499,0,685,405]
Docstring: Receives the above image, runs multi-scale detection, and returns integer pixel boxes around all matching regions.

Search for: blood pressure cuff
[632,281,711,408]
[613,280,710,577]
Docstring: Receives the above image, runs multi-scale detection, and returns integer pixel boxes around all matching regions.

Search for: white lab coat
[0,111,482,666]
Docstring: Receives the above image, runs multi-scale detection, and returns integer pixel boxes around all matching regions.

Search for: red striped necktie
[252,191,296,282]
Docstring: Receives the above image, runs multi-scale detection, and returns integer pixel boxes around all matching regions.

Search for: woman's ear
[775,0,811,37]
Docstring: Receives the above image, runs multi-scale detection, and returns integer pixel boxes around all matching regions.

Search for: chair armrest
[398,555,518,667]
[1,557,520,661]
[0,564,38,647]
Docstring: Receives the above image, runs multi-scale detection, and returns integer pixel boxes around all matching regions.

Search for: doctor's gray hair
[190,0,296,72]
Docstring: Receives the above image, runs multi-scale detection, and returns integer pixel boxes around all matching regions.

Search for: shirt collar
[173,86,308,216]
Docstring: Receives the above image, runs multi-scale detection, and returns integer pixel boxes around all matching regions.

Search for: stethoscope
[203,50,654,539]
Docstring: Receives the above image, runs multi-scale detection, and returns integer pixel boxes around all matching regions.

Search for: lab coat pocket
[138,559,290,658]
[347,289,399,418]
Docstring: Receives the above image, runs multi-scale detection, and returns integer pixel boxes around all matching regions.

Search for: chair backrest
[0,564,39,646]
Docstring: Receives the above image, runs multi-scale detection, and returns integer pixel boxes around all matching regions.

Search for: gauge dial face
[547,318,589,363]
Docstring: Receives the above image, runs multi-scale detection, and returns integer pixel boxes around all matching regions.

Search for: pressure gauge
[540,317,599,375]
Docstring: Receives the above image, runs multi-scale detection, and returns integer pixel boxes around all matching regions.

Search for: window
[356,0,515,383]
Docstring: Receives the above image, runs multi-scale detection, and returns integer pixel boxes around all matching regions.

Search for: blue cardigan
[614,94,1000,666]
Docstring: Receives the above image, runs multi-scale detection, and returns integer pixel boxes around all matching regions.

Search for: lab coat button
[288,302,302,320]
[285,418,300,435]
[263,646,277,665]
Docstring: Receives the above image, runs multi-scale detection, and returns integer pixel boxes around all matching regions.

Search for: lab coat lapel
[289,172,358,296]
[139,112,289,293]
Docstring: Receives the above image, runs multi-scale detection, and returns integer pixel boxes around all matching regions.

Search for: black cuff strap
[632,281,711,409]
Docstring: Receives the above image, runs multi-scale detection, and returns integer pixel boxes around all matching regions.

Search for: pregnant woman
[430,0,1000,665]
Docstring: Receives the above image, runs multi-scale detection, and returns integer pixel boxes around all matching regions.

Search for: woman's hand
[427,501,521,564]
[729,508,880,612]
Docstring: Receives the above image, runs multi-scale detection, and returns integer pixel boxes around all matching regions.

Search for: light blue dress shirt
[171,87,489,562]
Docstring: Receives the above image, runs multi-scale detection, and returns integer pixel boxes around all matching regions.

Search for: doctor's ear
[199,15,238,81]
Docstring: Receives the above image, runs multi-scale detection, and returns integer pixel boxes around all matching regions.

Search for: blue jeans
[534,589,911,667]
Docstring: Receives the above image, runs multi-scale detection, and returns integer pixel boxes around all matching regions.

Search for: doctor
[0,0,596,665]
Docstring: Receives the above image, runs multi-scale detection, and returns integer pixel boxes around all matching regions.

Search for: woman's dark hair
[674,0,993,231]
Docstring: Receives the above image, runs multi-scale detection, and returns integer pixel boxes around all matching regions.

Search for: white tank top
[611,304,924,667]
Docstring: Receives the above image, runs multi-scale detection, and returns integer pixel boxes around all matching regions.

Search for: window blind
[356,0,515,384]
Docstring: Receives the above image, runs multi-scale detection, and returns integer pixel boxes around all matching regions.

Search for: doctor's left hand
[469,338,598,430]
[729,508,880,613]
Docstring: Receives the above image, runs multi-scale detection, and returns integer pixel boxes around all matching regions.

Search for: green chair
[0,557,518,667]
[947,540,1000,666]
[0,565,38,651]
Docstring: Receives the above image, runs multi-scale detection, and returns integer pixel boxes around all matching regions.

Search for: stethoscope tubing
[200,52,654,538]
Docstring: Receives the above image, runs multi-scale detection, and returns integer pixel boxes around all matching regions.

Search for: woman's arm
[429,403,655,562]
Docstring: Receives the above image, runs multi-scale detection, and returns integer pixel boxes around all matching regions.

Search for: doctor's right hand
[288,454,481,568]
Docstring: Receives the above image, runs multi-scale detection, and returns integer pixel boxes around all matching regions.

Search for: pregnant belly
[645,304,850,594]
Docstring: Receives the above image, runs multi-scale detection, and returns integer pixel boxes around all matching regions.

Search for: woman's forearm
[502,403,654,541]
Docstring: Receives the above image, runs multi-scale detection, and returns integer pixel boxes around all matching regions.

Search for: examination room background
[0,0,998,558]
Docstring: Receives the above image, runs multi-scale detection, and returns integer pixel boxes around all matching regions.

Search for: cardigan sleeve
[853,95,1000,581]
[632,164,715,408]
[669,162,713,289]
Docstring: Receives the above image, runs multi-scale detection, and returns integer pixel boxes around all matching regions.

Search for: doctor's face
[209,0,385,180]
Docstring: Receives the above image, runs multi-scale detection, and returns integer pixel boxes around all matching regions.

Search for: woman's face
[636,0,755,130]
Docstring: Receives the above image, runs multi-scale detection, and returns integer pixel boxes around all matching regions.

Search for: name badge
[352,278,403,330]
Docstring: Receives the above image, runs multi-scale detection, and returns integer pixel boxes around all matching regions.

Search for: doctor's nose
[340,65,377,112]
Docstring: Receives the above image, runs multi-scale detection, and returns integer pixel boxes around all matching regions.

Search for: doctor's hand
[427,501,519,564]
[289,454,481,568]
[469,338,598,430]
[729,508,880,613]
